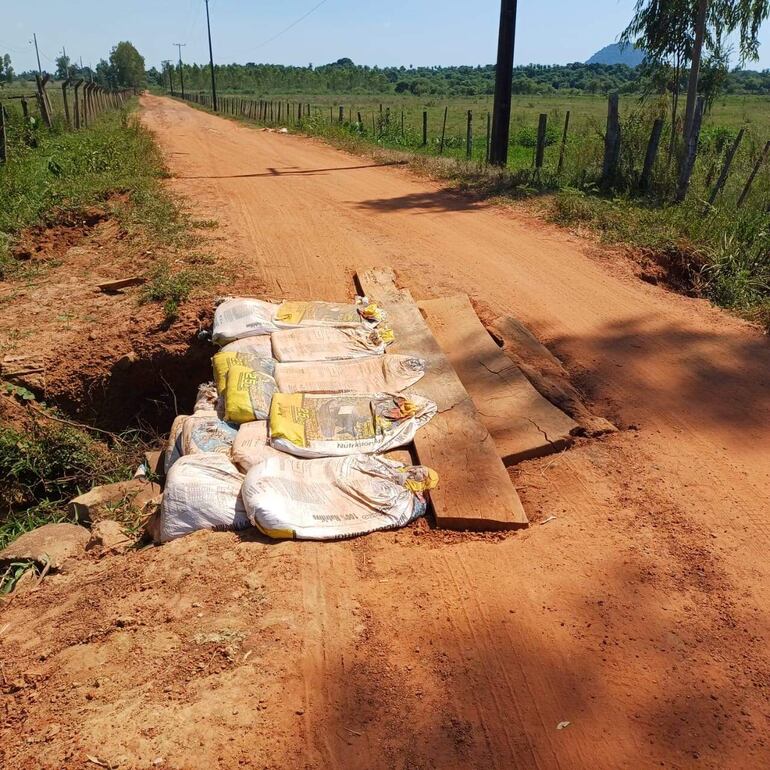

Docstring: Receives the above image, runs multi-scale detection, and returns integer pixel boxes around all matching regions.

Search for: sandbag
[181,413,238,456]
[212,350,276,394]
[231,420,283,471]
[164,414,188,473]
[274,296,385,329]
[194,382,222,415]
[269,392,437,458]
[223,364,278,424]
[221,336,273,357]
[159,454,249,543]
[271,325,394,362]
[212,297,280,344]
[274,355,426,394]
[242,454,438,541]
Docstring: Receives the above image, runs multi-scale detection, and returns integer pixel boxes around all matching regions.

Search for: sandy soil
[2,94,769,770]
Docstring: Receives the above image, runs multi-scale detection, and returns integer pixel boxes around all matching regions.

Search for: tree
[109,41,145,88]
[55,54,71,81]
[623,0,770,137]
[0,53,13,84]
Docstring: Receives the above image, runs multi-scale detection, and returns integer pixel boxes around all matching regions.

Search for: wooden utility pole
[684,0,708,140]
[205,0,218,111]
[32,33,42,76]
[174,43,186,98]
[490,0,518,166]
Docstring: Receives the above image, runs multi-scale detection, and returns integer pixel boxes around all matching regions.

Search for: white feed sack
[221,336,274,358]
[274,355,426,394]
[164,414,188,474]
[271,326,393,362]
[269,392,437,458]
[242,454,438,541]
[212,297,281,344]
[231,420,283,472]
[193,381,223,416]
[181,414,238,456]
[159,453,249,543]
[273,296,385,330]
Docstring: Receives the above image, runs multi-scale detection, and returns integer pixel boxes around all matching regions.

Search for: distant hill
[586,43,645,67]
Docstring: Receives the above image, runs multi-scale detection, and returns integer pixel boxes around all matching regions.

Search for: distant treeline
[149,58,770,96]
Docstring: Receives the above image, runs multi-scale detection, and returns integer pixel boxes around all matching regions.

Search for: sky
[3,0,770,74]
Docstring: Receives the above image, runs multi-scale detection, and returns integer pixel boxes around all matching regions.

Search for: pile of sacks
[158,296,439,543]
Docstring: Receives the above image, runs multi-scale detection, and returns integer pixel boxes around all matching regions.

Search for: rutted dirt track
[2,94,770,769]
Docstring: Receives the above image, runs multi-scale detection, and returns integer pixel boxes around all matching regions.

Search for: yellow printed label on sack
[224,364,275,424]
[275,301,308,325]
[254,521,296,540]
[403,467,439,494]
[378,325,395,344]
[269,393,309,447]
[213,351,241,393]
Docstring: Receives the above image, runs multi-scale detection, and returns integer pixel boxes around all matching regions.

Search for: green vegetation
[141,260,209,320]
[151,58,770,98]
[0,417,136,551]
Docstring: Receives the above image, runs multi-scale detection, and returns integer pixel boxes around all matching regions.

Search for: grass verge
[0,103,216,555]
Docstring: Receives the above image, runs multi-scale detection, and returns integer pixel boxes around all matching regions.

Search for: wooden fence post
[737,140,770,207]
[73,80,83,129]
[61,81,72,128]
[707,128,745,206]
[486,111,491,165]
[640,117,664,192]
[35,74,52,128]
[0,103,7,164]
[535,113,547,171]
[357,111,363,127]
[339,105,344,123]
[602,93,621,188]
[439,106,448,155]
[676,95,705,202]
[400,109,404,136]
[422,110,427,146]
[557,110,570,175]
[466,110,473,160]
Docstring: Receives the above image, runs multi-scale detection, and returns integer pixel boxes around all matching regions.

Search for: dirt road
[3,94,770,770]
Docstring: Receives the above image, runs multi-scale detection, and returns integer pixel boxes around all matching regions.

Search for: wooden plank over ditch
[357,268,528,530]
[418,294,579,464]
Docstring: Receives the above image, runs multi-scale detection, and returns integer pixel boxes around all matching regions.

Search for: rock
[87,520,132,554]
[68,479,162,523]
[113,351,139,371]
[0,356,45,393]
[143,449,166,478]
[0,523,90,570]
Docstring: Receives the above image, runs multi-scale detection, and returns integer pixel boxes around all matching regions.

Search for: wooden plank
[418,295,578,464]
[357,267,528,530]
[96,276,146,293]
[488,315,616,437]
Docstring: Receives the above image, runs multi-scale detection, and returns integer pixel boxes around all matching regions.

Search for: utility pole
[32,33,42,76]
[174,42,186,98]
[61,46,69,79]
[205,0,218,111]
[489,0,518,166]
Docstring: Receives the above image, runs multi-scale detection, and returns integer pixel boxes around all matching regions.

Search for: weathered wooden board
[489,315,616,437]
[418,295,578,464]
[357,268,528,530]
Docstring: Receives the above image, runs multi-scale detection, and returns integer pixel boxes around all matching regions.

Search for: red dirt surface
[2,94,769,769]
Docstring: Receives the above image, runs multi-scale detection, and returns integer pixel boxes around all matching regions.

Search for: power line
[254,0,331,50]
